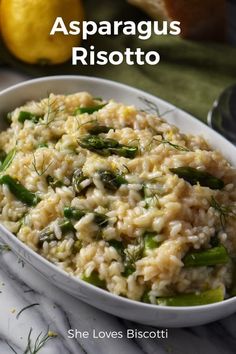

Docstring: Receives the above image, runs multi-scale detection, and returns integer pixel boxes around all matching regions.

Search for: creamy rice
[0,92,236,305]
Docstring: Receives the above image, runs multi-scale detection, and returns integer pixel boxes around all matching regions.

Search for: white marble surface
[0,69,236,354]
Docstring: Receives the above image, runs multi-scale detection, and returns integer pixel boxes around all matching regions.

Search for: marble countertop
[0,69,236,354]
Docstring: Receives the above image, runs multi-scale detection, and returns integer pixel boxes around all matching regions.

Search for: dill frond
[153,138,190,152]
[210,196,236,229]
[32,153,53,177]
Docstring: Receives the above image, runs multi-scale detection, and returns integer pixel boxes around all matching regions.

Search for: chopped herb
[0,148,16,172]
[143,232,161,255]
[141,289,151,303]
[82,271,106,289]
[18,111,43,124]
[98,170,127,191]
[64,207,86,220]
[141,183,161,209]
[46,176,64,190]
[0,175,40,206]
[74,103,107,115]
[170,166,225,190]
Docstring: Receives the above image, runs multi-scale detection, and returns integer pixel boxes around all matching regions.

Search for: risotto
[0,92,236,306]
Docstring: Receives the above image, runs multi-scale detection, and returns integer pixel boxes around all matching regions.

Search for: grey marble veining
[1,245,236,354]
[1,70,236,354]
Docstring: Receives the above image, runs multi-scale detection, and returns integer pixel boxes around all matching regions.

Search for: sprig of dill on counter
[7,327,57,354]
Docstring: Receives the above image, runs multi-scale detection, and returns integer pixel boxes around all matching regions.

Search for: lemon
[0,0,84,64]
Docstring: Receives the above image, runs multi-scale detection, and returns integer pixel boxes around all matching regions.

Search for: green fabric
[0,0,236,122]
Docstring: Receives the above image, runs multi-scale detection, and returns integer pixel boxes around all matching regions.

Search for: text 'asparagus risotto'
[0,92,236,306]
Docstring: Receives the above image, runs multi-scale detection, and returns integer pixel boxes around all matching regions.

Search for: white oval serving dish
[0,75,236,328]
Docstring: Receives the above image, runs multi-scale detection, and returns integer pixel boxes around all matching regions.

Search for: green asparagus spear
[0,175,40,206]
[37,143,48,148]
[81,271,106,289]
[108,240,124,255]
[64,207,108,228]
[72,169,87,194]
[210,234,221,247]
[18,111,43,123]
[78,135,138,158]
[0,148,16,172]
[88,125,112,135]
[170,166,224,190]
[183,246,230,267]
[141,289,151,303]
[93,212,109,228]
[98,170,127,191]
[108,146,138,158]
[74,104,107,115]
[38,218,74,245]
[79,135,118,151]
[143,232,161,256]
[46,176,64,190]
[63,207,86,220]
[38,227,56,245]
[122,265,136,277]
[156,287,224,306]
[59,219,75,233]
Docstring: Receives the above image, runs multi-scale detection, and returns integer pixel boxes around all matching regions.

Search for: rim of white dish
[1,74,236,312]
